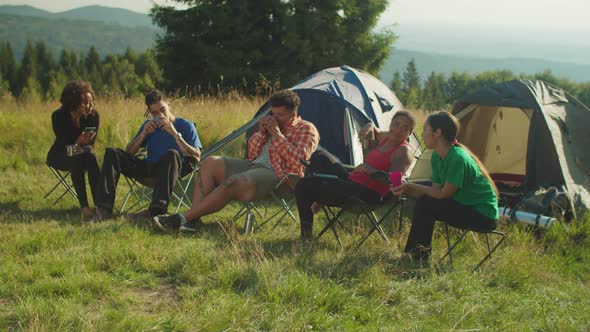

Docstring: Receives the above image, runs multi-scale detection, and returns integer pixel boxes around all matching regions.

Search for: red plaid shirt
[248,116,319,178]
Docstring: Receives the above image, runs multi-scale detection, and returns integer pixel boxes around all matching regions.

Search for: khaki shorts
[222,157,280,200]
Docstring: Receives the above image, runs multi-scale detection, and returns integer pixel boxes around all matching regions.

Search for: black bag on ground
[514,186,572,221]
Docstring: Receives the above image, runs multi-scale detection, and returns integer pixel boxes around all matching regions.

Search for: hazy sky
[1,0,589,31]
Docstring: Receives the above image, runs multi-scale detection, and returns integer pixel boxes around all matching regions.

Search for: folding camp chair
[44,165,78,204]
[232,173,299,233]
[119,156,198,214]
[439,223,507,272]
[315,193,405,248]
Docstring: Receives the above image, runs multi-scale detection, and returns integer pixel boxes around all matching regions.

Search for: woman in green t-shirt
[392,111,499,262]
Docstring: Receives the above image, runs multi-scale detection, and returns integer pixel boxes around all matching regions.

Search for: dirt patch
[129,282,178,314]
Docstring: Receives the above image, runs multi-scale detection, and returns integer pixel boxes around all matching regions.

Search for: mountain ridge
[0,4,153,27]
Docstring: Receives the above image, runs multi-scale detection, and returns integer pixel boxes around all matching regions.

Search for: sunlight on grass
[0,97,589,330]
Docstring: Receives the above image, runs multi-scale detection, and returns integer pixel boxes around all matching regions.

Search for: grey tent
[411,79,590,218]
[207,65,421,168]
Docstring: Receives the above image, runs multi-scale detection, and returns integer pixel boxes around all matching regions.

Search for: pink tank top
[348,139,409,197]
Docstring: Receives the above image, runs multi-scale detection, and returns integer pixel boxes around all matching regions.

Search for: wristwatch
[175,132,182,140]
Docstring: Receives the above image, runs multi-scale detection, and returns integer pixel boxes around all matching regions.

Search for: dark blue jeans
[404,195,498,260]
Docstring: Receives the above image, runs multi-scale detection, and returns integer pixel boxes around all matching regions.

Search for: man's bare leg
[191,156,227,207]
[183,174,256,221]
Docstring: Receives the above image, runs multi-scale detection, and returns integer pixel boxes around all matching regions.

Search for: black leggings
[95,148,182,216]
[294,150,381,240]
[47,151,100,208]
[404,195,498,260]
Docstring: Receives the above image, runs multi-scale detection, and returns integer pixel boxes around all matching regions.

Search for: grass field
[0,96,589,331]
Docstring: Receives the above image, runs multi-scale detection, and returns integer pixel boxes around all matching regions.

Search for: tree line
[0,40,162,102]
[392,59,590,110]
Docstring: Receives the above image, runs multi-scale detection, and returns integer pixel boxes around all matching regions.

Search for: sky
[1,0,589,32]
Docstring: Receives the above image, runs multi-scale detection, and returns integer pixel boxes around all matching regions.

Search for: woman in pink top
[295,111,416,241]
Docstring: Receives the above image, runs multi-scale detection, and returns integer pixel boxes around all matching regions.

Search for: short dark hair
[269,89,300,113]
[144,90,165,116]
[145,90,164,107]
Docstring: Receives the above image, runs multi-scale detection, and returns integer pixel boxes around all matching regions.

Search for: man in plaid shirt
[151,90,320,233]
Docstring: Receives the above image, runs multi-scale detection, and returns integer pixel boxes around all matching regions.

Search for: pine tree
[35,41,55,94]
[401,59,421,108]
[46,68,69,100]
[17,40,38,95]
[20,76,43,103]
[422,71,447,111]
[0,42,18,96]
[390,71,402,93]
[59,49,79,79]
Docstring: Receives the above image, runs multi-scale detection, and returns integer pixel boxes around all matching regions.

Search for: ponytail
[454,142,499,197]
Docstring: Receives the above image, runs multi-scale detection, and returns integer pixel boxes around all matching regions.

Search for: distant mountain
[0,4,50,17]
[391,23,590,66]
[0,4,154,28]
[0,13,156,60]
[57,6,153,28]
[379,49,590,85]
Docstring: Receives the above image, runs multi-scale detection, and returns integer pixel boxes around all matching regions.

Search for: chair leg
[439,225,470,271]
[473,231,506,272]
[398,196,406,233]
[317,206,344,247]
[356,205,398,248]
[45,167,78,204]
[439,224,507,271]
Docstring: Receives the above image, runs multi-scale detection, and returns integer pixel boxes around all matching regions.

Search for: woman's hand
[358,122,375,140]
[75,131,96,146]
[391,182,411,196]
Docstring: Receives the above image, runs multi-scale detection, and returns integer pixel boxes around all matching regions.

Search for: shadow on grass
[0,200,83,224]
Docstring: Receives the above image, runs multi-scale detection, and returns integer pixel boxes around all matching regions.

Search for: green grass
[1,97,589,331]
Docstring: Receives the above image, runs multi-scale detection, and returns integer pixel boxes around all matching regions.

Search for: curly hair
[60,80,96,128]
[269,89,300,113]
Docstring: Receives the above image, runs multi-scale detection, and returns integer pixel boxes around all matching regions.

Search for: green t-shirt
[431,146,499,219]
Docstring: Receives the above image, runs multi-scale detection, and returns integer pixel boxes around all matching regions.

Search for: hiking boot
[126,210,151,222]
[179,218,203,233]
[151,214,182,232]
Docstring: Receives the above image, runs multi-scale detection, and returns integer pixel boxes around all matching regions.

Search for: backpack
[514,186,572,221]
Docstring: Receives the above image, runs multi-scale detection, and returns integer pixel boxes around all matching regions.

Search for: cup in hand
[388,171,402,187]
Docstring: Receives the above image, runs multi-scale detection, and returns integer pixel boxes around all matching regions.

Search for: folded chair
[119,156,198,214]
[231,173,300,233]
[439,223,507,272]
[44,165,78,204]
[316,193,405,248]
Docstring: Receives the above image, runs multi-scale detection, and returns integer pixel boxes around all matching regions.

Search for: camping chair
[439,223,507,272]
[316,193,405,248]
[44,164,78,204]
[119,156,198,214]
[231,173,300,233]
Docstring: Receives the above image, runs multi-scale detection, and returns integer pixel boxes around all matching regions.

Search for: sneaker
[126,210,151,222]
[179,218,203,233]
[151,214,182,232]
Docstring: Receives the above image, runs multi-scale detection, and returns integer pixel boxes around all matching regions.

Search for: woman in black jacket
[47,80,100,218]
